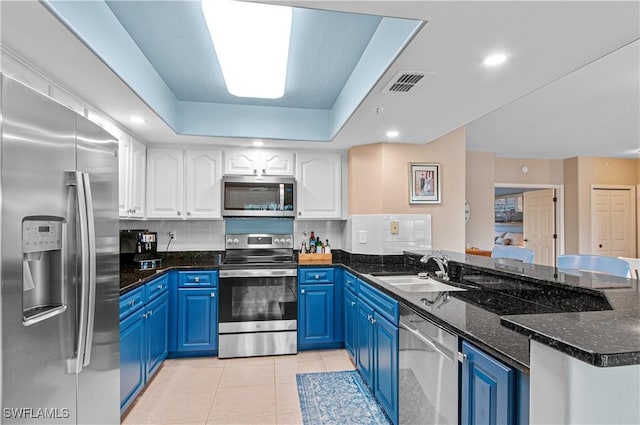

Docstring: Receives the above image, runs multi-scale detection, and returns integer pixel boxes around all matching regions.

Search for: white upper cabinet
[118,134,146,219]
[296,153,342,219]
[185,150,222,219]
[146,148,222,219]
[224,149,294,176]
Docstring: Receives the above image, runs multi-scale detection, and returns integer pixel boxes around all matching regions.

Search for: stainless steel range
[218,233,297,358]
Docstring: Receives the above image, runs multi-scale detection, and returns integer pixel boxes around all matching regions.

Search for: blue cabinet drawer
[344,270,358,293]
[299,268,335,284]
[145,273,169,302]
[178,270,218,287]
[358,279,399,326]
[120,286,144,321]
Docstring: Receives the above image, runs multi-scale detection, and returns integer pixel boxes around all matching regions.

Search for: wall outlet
[358,230,367,244]
[390,221,399,234]
[169,231,177,241]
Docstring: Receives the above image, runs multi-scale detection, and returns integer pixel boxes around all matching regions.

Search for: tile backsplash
[120,219,346,252]
[119,215,429,255]
[348,214,432,255]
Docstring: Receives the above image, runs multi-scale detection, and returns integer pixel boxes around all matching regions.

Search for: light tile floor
[122,349,355,425]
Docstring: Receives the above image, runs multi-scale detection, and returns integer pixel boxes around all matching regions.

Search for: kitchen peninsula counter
[121,249,640,372]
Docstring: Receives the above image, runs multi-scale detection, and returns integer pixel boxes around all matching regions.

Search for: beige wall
[564,156,638,254]
[348,128,466,252]
[494,157,564,185]
[466,151,496,250]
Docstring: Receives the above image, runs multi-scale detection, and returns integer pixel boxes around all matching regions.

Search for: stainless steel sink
[371,275,467,292]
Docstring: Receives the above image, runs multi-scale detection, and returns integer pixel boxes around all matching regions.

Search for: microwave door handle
[66,171,89,374]
[81,172,96,368]
[279,184,285,211]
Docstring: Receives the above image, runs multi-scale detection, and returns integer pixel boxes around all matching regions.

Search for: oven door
[218,268,297,333]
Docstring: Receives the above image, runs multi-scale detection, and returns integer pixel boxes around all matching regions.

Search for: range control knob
[227,238,233,244]
[233,238,240,244]
[285,238,292,244]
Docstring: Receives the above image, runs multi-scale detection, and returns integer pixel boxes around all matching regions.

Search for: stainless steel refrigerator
[0,75,120,424]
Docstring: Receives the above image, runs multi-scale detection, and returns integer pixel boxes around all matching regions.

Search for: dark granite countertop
[120,251,222,294]
[121,249,640,371]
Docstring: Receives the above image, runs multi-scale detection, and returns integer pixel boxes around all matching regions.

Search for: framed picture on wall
[409,163,441,204]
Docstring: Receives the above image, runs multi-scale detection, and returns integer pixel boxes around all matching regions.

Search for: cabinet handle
[158,285,164,289]
[149,309,153,316]
[253,169,257,175]
[351,301,356,306]
[371,317,376,324]
[367,314,372,321]
[298,212,302,216]
[262,169,266,175]
[315,274,320,279]
[129,300,136,306]
[457,352,468,363]
[132,209,136,213]
[177,211,181,216]
[194,277,200,282]
[187,211,191,216]
[210,292,215,298]
[301,289,305,294]
[142,312,148,318]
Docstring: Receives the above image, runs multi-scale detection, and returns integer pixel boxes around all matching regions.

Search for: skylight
[201,0,292,99]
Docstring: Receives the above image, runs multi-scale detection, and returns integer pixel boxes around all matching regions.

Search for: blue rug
[296,370,391,425]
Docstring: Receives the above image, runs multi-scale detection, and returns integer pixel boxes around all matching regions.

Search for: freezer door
[1,76,78,423]
[75,116,120,424]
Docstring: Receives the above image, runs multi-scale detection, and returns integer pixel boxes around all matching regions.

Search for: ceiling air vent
[382,71,431,93]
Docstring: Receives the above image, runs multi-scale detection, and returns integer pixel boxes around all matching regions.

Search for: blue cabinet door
[145,292,169,380]
[374,312,399,425]
[344,288,357,361]
[333,268,344,343]
[177,288,218,352]
[461,341,515,425]
[298,284,335,345]
[356,299,375,386]
[119,309,145,413]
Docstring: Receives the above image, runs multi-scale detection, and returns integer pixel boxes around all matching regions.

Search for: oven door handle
[219,269,298,278]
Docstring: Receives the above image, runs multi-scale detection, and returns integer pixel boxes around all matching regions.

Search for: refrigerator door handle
[81,172,97,368]
[66,171,90,374]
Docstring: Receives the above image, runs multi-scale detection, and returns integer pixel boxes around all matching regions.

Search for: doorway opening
[494,184,564,266]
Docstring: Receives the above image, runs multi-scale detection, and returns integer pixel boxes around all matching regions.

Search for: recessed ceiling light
[129,116,145,124]
[202,0,292,99]
[386,130,399,138]
[483,53,507,66]
[252,140,264,147]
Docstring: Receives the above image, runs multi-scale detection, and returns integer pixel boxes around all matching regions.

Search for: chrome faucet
[420,249,449,280]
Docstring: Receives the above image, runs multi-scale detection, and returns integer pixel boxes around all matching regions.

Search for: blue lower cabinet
[356,299,375,386]
[177,288,218,352]
[298,284,335,346]
[374,312,399,425]
[344,288,357,361]
[119,309,145,413]
[461,340,516,425]
[145,292,169,379]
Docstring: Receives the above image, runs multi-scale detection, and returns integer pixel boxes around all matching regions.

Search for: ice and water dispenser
[22,217,66,326]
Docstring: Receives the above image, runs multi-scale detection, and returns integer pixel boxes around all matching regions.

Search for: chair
[557,255,630,278]
[618,257,640,279]
[491,246,535,263]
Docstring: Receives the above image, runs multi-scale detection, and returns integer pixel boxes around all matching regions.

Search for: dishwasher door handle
[400,320,455,362]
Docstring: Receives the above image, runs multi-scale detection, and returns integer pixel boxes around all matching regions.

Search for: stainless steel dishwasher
[399,304,458,425]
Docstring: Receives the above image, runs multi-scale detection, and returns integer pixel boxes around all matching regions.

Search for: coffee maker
[120,229,162,270]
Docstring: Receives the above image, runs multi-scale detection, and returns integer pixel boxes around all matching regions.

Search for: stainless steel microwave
[222,176,296,217]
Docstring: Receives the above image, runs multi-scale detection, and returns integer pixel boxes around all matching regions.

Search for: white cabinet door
[118,135,131,217]
[224,149,294,176]
[118,135,146,218]
[261,150,294,176]
[185,150,222,219]
[146,149,184,219]
[224,149,259,175]
[296,153,342,219]
[128,138,146,218]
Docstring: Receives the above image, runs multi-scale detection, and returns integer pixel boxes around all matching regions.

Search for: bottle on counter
[316,237,322,254]
[309,232,316,253]
[324,239,331,254]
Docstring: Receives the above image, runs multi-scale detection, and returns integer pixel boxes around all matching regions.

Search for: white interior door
[591,188,636,257]
[524,189,556,266]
